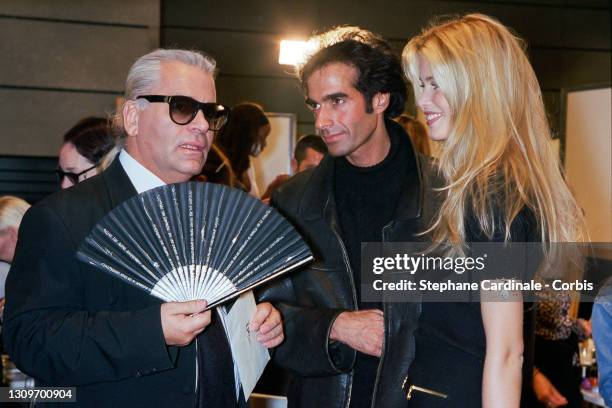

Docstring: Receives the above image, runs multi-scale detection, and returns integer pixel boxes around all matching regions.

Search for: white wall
[565,87,612,244]
[250,113,296,195]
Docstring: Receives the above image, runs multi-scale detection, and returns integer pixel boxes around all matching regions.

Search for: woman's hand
[577,318,592,337]
[533,369,568,407]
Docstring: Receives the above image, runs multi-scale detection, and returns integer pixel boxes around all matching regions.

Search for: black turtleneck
[333,120,414,408]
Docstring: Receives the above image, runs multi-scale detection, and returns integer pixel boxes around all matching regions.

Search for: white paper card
[222,291,270,399]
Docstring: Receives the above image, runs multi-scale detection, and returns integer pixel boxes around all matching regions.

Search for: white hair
[114,49,217,142]
[124,49,216,101]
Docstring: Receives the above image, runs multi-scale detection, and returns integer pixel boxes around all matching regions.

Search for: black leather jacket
[258,123,441,408]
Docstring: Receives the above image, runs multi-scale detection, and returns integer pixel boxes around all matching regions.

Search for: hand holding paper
[223,292,272,400]
[250,302,284,348]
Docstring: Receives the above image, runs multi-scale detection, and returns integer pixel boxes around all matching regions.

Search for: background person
[201,102,271,197]
[57,116,117,189]
[261,134,327,202]
[531,289,591,407]
[0,196,32,391]
[0,195,30,320]
[592,279,612,406]
[291,134,327,173]
[0,196,30,265]
[591,278,612,407]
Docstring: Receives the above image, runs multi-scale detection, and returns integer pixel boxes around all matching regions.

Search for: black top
[333,122,413,408]
[334,123,412,308]
[407,206,538,408]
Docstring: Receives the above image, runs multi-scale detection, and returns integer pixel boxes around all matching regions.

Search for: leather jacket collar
[298,119,424,223]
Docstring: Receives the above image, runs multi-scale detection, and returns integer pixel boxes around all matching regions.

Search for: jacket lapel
[101,155,139,210]
[299,154,336,222]
[96,156,157,307]
[298,120,425,225]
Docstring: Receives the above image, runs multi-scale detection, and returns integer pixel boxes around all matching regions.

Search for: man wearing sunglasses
[3,49,283,408]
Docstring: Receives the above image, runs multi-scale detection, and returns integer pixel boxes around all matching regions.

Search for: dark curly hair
[298,26,407,118]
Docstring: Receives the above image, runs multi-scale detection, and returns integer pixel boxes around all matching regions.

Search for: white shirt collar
[118,149,165,193]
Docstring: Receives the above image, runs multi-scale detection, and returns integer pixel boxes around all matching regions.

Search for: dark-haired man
[292,134,327,173]
[261,135,327,202]
[259,27,439,407]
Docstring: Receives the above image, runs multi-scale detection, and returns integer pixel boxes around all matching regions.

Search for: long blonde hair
[402,14,585,256]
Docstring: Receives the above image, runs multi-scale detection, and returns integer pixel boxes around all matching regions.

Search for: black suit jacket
[3,159,201,407]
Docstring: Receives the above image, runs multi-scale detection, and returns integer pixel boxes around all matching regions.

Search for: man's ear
[123,100,140,137]
[291,158,298,174]
[372,92,390,114]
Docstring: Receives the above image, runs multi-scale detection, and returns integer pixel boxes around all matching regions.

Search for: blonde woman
[0,196,30,264]
[0,196,30,318]
[402,14,585,407]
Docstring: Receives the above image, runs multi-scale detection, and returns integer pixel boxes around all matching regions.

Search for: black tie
[197,310,237,407]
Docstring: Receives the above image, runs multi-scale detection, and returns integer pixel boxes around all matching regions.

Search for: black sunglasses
[137,95,231,131]
[55,163,98,185]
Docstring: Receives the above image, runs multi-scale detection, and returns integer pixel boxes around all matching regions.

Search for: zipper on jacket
[369,309,387,408]
[402,376,448,400]
[329,223,358,408]
[330,226,359,310]
[369,221,394,407]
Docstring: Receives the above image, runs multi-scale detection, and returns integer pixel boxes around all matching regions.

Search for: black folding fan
[77,182,312,309]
